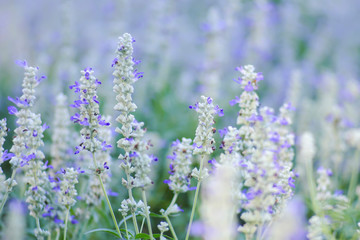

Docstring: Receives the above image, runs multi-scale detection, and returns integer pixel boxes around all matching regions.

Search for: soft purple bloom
[107,189,118,197]
[2,150,15,162]
[44,161,53,169]
[163,179,171,184]
[42,123,49,131]
[256,72,264,81]
[132,57,141,65]
[101,141,112,151]
[8,106,18,115]
[233,77,242,85]
[93,96,99,104]
[111,58,118,67]
[70,215,79,224]
[8,96,29,107]
[171,139,181,147]
[54,216,64,224]
[189,102,199,111]
[104,162,110,170]
[214,105,224,117]
[32,130,38,137]
[32,186,38,191]
[15,59,27,67]
[77,167,85,174]
[69,81,80,93]
[288,177,295,188]
[129,151,138,158]
[133,69,144,80]
[70,113,81,123]
[150,154,158,162]
[229,96,240,106]
[207,97,213,104]
[218,128,228,138]
[244,81,254,92]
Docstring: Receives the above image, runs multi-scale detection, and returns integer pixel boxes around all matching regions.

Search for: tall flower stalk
[185,95,223,240]
[70,67,122,238]
[112,33,155,239]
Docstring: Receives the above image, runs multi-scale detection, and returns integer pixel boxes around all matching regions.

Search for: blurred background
[1,0,360,239]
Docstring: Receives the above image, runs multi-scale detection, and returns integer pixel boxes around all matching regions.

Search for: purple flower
[42,123,49,131]
[129,152,138,158]
[70,215,79,224]
[207,97,213,104]
[133,69,144,80]
[256,72,264,81]
[8,96,29,107]
[189,102,199,111]
[2,150,15,162]
[101,141,112,151]
[92,96,99,104]
[98,116,110,126]
[214,105,224,117]
[84,67,92,80]
[132,57,141,65]
[150,154,158,162]
[77,167,85,174]
[32,186,38,191]
[167,152,177,160]
[107,189,118,197]
[163,179,171,184]
[54,215,64,224]
[104,162,110,170]
[15,59,27,67]
[229,96,240,106]
[8,106,18,115]
[44,161,53,169]
[288,177,295,188]
[171,139,180,147]
[233,77,242,85]
[218,128,228,138]
[111,58,118,67]
[244,82,254,92]
[32,130,38,137]
[95,79,102,85]
[69,81,80,93]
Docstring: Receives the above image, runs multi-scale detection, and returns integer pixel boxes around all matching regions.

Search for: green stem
[123,215,130,240]
[92,152,122,238]
[63,206,70,240]
[55,228,60,240]
[98,174,122,238]
[164,215,177,240]
[127,184,139,234]
[348,150,360,201]
[185,155,205,240]
[162,193,179,240]
[141,189,153,239]
[305,157,318,214]
[0,168,17,215]
[140,217,146,233]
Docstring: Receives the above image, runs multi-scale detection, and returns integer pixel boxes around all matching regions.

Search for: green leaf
[149,212,164,218]
[120,228,134,238]
[85,228,121,238]
[134,233,151,239]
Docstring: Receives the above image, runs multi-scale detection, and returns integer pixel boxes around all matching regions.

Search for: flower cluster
[57,168,79,207]
[113,33,153,188]
[164,138,194,193]
[70,67,110,156]
[225,66,296,238]
[0,119,8,199]
[51,93,71,169]
[190,95,223,155]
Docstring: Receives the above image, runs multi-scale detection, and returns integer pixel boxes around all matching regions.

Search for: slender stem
[63,206,70,240]
[305,157,318,214]
[127,183,139,234]
[164,193,178,215]
[98,174,122,238]
[0,168,17,215]
[55,228,60,240]
[185,155,205,240]
[92,152,122,238]
[164,215,177,240]
[348,150,360,201]
[141,189,154,239]
[123,215,130,240]
[162,193,179,240]
[140,217,146,233]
